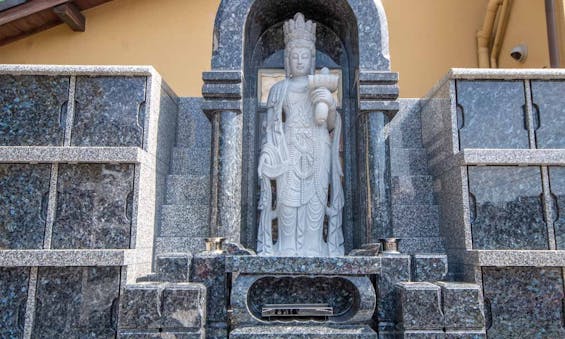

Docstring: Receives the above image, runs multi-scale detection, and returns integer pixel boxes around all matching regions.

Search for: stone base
[229,325,377,338]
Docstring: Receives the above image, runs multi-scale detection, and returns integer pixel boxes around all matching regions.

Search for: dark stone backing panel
[549,166,565,249]
[0,267,30,338]
[468,166,548,250]
[52,164,134,249]
[0,164,50,249]
[0,75,68,146]
[532,80,565,148]
[456,80,529,149]
[482,267,565,337]
[72,76,146,147]
[33,266,120,338]
[247,276,356,321]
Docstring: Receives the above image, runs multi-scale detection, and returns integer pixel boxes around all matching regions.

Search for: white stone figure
[257,13,344,257]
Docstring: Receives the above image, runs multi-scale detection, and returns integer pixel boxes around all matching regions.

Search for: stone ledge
[448,68,565,80]
[0,146,153,164]
[226,255,394,275]
[463,250,565,267]
[0,64,160,77]
[0,249,135,266]
[229,325,377,338]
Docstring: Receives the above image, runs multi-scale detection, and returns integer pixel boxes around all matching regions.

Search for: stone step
[160,204,209,237]
[391,175,435,205]
[397,237,446,255]
[392,204,440,238]
[391,148,430,177]
[170,146,210,176]
[165,174,209,205]
[155,236,207,256]
[176,98,210,149]
[229,325,377,338]
[118,282,206,337]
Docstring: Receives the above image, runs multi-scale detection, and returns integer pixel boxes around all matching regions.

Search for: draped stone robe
[257,78,345,257]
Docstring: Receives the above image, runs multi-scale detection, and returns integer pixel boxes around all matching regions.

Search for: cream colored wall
[382,0,489,97]
[0,0,220,97]
[0,0,556,97]
[498,0,550,68]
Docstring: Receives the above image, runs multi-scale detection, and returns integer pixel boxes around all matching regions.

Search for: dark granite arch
[203,0,398,251]
[211,0,391,71]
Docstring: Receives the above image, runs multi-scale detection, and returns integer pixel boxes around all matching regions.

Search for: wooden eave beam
[0,0,70,26]
[53,2,85,31]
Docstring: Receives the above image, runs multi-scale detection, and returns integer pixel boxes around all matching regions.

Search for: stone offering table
[225,255,410,337]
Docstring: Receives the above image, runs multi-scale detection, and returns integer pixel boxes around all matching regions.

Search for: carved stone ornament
[257,13,344,257]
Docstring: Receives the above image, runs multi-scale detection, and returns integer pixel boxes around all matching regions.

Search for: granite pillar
[357,71,399,243]
[202,71,243,243]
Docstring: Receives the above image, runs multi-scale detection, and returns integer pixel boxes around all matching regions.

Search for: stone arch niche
[202,0,398,253]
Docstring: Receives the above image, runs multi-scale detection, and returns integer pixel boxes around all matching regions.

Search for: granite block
[411,255,448,282]
[377,255,411,327]
[119,331,203,339]
[170,146,211,176]
[402,331,445,339]
[176,97,211,149]
[468,166,548,250]
[0,267,29,338]
[456,80,529,149]
[157,253,192,282]
[119,284,162,329]
[392,204,440,238]
[444,331,485,339]
[161,284,207,329]
[389,99,424,149]
[549,166,565,249]
[0,164,50,249]
[154,236,206,256]
[52,163,134,249]
[165,174,209,206]
[227,255,383,275]
[435,282,484,330]
[231,275,375,325]
[72,76,146,147]
[159,204,209,238]
[33,266,120,338]
[397,237,446,254]
[421,80,452,149]
[190,253,227,323]
[229,325,377,338]
[0,75,69,146]
[531,80,565,148]
[391,148,430,177]
[482,267,565,337]
[392,176,435,205]
[395,282,443,330]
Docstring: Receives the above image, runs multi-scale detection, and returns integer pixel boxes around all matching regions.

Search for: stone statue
[257,13,344,257]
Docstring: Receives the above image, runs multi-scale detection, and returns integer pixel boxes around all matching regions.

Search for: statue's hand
[311,88,336,110]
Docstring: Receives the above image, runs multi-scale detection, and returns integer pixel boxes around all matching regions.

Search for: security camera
[510,44,527,63]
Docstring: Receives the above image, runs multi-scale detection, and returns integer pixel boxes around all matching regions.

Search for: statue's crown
[284,13,316,45]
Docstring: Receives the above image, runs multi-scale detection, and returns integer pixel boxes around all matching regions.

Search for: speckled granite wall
[532,81,565,149]
[482,267,565,337]
[456,80,529,149]
[33,266,120,338]
[468,166,547,250]
[0,267,29,338]
[52,164,134,249]
[0,75,69,146]
[72,76,146,147]
[550,167,565,249]
[0,164,51,249]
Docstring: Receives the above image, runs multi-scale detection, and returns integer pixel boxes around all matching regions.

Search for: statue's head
[284,13,316,78]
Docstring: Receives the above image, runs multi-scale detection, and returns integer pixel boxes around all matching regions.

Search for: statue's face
[288,47,312,77]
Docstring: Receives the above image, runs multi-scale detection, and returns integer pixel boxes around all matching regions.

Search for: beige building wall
[0,0,557,97]
[498,0,550,68]
[0,0,220,97]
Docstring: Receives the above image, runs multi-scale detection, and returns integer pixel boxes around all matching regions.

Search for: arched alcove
[240,1,360,252]
[204,0,397,253]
